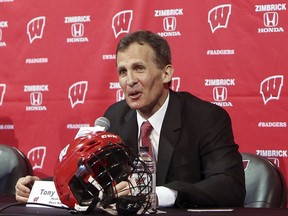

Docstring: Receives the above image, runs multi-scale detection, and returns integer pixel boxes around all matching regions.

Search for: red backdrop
[1,0,287,182]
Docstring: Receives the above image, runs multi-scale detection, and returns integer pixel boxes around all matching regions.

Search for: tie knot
[141,121,153,137]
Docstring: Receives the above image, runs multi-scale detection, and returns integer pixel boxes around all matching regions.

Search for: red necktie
[141,121,153,156]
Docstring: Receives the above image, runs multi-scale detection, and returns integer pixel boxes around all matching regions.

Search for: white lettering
[154,9,184,17]
[256,150,288,157]
[0,42,7,47]
[24,85,49,92]
[211,101,233,107]
[109,82,121,89]
[157,31,181,37]
[207,49,235,55]
[255,4,286,12]
[26,106,47,111]
[0,124,14,130]
[205,79,236,86]
[102,54,116,60]
[0,21,8,28]
[258,27,284,33]
[64,16,91,23]
[25,58,48,64]
[66,124,90,129]
[101,134,117,139]
[66,37,89,43]
[258,122,287,127]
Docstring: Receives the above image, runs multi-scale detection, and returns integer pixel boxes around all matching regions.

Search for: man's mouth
[128,91,142,99]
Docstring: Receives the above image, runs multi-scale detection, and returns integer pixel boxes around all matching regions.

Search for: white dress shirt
[136,93,178,207]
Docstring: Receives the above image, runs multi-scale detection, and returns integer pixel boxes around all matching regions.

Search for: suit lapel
[156,91,182,185]
[119,109,138,154]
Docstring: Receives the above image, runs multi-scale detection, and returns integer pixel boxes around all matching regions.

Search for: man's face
[116,42,172,118]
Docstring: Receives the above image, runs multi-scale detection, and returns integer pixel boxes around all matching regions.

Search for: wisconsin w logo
[112,10,133,38]
[208,4,231,33]
[0,84,6,106]
[68,81,88,108]
[27,16,46,43]
[260,75,284,105]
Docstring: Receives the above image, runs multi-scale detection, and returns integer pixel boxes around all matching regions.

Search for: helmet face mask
[54,132,152,214]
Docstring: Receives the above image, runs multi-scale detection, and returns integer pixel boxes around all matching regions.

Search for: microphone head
[94,117,110,131]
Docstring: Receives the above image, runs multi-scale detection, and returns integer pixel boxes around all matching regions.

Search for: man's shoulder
[103,100,134,122]
[172,91,210,107]
[106,99,129,111]
[172,90,229,115]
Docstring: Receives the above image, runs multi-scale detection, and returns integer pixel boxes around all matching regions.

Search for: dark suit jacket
[104,90,246,208]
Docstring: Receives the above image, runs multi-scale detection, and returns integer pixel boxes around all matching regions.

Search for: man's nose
[126,71,138,86]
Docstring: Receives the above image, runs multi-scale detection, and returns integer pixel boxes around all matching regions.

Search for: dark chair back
[242,153,287,208]
[0,144,33,195]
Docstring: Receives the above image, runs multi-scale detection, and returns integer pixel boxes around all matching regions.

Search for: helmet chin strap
[116,195,147,215]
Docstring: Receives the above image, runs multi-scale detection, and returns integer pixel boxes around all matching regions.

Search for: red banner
[0,0,287,181]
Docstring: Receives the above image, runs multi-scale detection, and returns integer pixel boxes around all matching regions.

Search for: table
[0,195,287,216]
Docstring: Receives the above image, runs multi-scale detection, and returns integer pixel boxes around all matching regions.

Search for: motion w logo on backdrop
[68,81,88,108]
[112,10,133,38]
[27,146,46,170]
[0,84,6,106]
[260,75,284,105]
[27,16,46,44]
[208,4,231,33]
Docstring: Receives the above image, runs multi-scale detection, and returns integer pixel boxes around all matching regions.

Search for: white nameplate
[27,181,64,208]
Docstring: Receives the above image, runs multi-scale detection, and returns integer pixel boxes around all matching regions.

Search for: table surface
[0,195,287,216]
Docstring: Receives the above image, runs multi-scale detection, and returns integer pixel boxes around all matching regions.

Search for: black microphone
[94,116,110,131]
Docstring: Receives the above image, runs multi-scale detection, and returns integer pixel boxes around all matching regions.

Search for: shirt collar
[137,93,170,135]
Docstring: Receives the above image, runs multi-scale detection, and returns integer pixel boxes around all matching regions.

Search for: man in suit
[15,30,245,208]
[105,30,245,208]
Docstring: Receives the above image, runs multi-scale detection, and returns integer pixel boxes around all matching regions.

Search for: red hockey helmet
[54,131,136,213]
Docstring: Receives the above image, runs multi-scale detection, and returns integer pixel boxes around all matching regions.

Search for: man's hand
[114,181,132,197]
[15,175,41,202]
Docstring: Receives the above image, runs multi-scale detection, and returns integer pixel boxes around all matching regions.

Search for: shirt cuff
[156,186,178,207]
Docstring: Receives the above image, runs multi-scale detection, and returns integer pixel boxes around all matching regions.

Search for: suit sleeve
[164,106,246,208]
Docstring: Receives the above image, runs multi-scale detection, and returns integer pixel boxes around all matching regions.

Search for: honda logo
[263,12,278,27]
[71,23,84,37]
[163,17,176,31]
[112,10,133,38]
[208,4,231,33]
[213,87,227,101]
[30,92,42,106]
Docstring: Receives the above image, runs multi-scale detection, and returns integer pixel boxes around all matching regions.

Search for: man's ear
[162,64,174,84]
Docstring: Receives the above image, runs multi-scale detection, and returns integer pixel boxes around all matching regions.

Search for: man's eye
[135,66,144,72]
[118,70,126,76]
